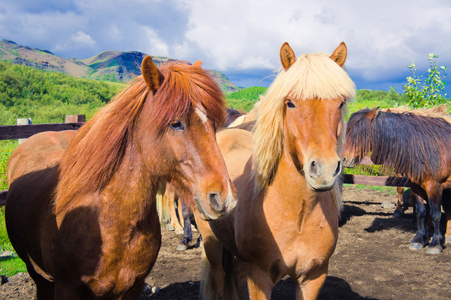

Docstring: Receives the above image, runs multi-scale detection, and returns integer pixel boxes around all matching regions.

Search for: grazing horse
[5,56,237,299]
[195,42,356,299]
[342,107,451,254]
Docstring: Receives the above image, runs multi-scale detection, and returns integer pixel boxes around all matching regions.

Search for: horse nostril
[209,192,223,212]
[334,160,342,176]
[310,160,318,177]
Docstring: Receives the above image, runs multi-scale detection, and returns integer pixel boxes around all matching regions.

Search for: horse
[158,106,259,251]
[227,99,262,128]
[194,41,356,299]
[342,106,451,254]
[5,56,237,299]
[159,182,202,251]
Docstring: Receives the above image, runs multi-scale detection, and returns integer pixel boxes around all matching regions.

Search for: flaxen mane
[253,52,356,190]
[55,62,226,214]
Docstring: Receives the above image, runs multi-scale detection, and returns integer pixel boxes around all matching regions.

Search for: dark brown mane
[225,107,245,127]
[345,108,373,160]
[55,62,226,214]
[347,108,451,182]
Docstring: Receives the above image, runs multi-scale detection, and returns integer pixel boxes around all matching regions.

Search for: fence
[0,116,410,206]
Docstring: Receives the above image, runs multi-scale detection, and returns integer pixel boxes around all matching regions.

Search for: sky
[1,0,451,95]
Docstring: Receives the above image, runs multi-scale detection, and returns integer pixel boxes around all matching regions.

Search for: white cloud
[142,26,169,57]
[1,0,451,90]
[54,31,97,53]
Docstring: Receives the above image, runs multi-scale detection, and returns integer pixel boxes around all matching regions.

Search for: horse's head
[255,42,355,191]
[342,107,379,168]
[137,56,236,220]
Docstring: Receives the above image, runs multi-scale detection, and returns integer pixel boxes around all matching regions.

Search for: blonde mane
[253,52,356,191]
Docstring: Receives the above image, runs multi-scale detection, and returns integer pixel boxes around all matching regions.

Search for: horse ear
[330,42,347,67]
[142,55,164,92]
[280,42,296,71]
[192,60,203,69]
[366,107,380,122]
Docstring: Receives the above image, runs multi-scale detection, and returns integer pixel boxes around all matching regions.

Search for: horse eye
[286,99,296,109]
[339,98,346,109]
[169,121,185,130]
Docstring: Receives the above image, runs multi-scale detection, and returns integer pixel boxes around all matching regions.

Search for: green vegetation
[404,54,447,108]
[225,86,267,112]
[0,61,124,125]
[0,140,26,276]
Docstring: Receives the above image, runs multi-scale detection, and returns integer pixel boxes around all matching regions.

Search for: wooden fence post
[65,115,86,123]
[17,118,32,144]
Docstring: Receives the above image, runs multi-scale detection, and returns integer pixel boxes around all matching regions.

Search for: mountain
[0,39,239,93]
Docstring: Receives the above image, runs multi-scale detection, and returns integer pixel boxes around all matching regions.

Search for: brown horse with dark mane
[5,56,237,299]
[343,106,451,254]
[195,42,355,299]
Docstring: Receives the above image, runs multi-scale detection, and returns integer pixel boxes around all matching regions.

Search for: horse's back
[8,130,77,184]
[216,128,253,181]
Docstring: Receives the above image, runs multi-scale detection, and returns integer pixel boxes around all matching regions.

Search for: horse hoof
[175,229,184,235]
[176,244,188,251]
[426,246,443,255]
[166,224,175,231]
[409,243,424,250]
[445,236,451,245]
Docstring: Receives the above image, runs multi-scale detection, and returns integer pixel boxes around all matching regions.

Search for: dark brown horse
[343,107,451,254]
[5,56,237,299]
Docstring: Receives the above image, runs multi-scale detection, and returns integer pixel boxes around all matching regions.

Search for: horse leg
[409,193,429,250]
[176,201,193,251]
[26,265,55,300]
[195,211,226,299]
[247,266,272,300]
[296,264,328,300]
[442,189,451,244]
[426,185,444,254]
[393,187,404,218]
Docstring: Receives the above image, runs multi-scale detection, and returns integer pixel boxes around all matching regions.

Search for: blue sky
[1,0,451,95]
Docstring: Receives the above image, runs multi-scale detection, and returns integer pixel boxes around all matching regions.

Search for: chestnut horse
[5,56,237,299]
[196,42,356,299]
[342,107,451,254]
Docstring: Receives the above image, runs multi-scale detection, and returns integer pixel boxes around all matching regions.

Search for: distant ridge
[0,39,239,93]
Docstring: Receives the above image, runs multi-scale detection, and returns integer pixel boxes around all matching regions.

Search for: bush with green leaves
[403,53,448,108]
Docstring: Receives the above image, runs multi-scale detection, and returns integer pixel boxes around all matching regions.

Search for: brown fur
[196,42,355,299]
[343,106,451,253]
[5,56,236,299]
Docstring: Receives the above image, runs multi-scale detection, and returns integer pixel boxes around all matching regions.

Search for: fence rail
[0,116,411,207]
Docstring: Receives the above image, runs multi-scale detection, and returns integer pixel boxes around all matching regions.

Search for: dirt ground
[1,185,450,299]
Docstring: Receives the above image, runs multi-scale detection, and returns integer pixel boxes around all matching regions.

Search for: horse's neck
[263,151,317,215]
[56,145,160,226]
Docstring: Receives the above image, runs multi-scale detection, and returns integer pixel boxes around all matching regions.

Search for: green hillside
[0,61,123,125]
[0,39,239,94]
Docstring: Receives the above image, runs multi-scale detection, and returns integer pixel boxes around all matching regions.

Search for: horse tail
[199,247,239,300]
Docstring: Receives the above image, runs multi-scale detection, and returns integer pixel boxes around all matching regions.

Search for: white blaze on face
[195,106,208,125]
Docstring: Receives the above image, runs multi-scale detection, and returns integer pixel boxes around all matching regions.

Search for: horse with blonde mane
[195,42,355,299]
[5,56,237,299]
[343,106,451,254]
